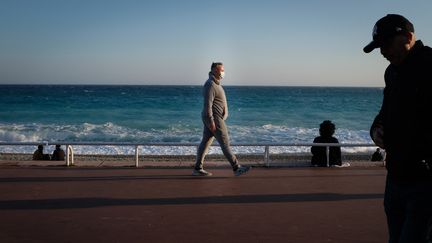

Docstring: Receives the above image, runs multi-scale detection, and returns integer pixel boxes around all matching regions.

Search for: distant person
[371,148,384,162]
[32,145,50,160]
[311,120,348,167]
[193,62,250,176]
[51,145,65,161]
[364,14,432,242]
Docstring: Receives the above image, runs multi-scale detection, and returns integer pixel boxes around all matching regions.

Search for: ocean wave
[0,122,375,155]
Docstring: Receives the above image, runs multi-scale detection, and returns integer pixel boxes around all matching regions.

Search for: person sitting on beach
[311,120,347,167]
[371,148,384,162]
[33,145,50,160]
[51,144,65,161]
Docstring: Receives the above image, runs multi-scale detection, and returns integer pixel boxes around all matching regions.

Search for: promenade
[0,165,387,243]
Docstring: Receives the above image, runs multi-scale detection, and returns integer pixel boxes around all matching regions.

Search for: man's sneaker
[192,169,212,176]
[234,165,251,176]
[332,162,351,168]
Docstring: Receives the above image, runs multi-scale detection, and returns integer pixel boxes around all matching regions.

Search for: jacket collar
[209,72,221,85]
[402,40,424,65]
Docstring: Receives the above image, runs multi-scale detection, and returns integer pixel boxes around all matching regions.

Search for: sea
[0,85,383,155]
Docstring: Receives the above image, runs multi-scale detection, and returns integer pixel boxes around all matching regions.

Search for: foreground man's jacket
[371,40,432,181]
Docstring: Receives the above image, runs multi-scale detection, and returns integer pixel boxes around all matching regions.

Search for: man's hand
[371,124,385,149]
[209,122,216,133]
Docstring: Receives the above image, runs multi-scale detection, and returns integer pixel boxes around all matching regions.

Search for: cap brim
[363,41,379,53]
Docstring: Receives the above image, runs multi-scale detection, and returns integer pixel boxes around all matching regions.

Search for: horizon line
[0,84,384,88]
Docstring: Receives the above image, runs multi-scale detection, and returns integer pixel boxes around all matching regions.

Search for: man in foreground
[364,14,432,242]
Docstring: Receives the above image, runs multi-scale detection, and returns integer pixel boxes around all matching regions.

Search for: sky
[1,0,431,87]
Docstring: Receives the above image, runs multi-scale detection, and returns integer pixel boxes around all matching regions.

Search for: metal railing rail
[0,142,377,167]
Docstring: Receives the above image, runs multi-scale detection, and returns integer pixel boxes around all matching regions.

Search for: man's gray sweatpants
[195,117,239,170]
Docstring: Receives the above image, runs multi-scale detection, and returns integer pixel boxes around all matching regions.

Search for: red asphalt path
[0,166,387,243]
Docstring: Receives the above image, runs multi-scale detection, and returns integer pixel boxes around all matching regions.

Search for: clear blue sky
[1,0,431,86]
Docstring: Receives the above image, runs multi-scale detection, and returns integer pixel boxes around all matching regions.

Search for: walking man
[364,14,432,242]
[193,62,250,176]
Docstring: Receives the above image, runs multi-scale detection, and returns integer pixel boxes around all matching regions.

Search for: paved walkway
[0,166,387,243]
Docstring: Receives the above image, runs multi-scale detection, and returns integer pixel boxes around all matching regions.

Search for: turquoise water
[0,85,382,154]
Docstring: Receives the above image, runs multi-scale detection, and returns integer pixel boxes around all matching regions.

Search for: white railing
[0,142,378,167]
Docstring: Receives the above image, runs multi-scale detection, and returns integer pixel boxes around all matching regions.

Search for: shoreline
[0,152,384,168]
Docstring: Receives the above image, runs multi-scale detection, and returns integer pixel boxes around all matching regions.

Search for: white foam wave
[0,122,375,155]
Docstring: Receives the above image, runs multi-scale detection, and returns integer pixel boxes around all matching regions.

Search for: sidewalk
[0,166,387,243]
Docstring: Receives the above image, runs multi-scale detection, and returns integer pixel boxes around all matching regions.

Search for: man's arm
[370,93,386,149]
[203,83,216,132]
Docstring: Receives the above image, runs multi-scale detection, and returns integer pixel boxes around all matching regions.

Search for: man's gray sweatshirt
[201,73,228,125]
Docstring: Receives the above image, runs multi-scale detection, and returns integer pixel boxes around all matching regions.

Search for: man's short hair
[211,62,223,70]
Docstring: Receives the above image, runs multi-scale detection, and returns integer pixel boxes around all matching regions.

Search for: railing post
[265,146,270,167]
[65,145,74,166]
[70,145,74,166]
[66,145,70,166]
[135,145,139,167]
[326,146,330,167]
